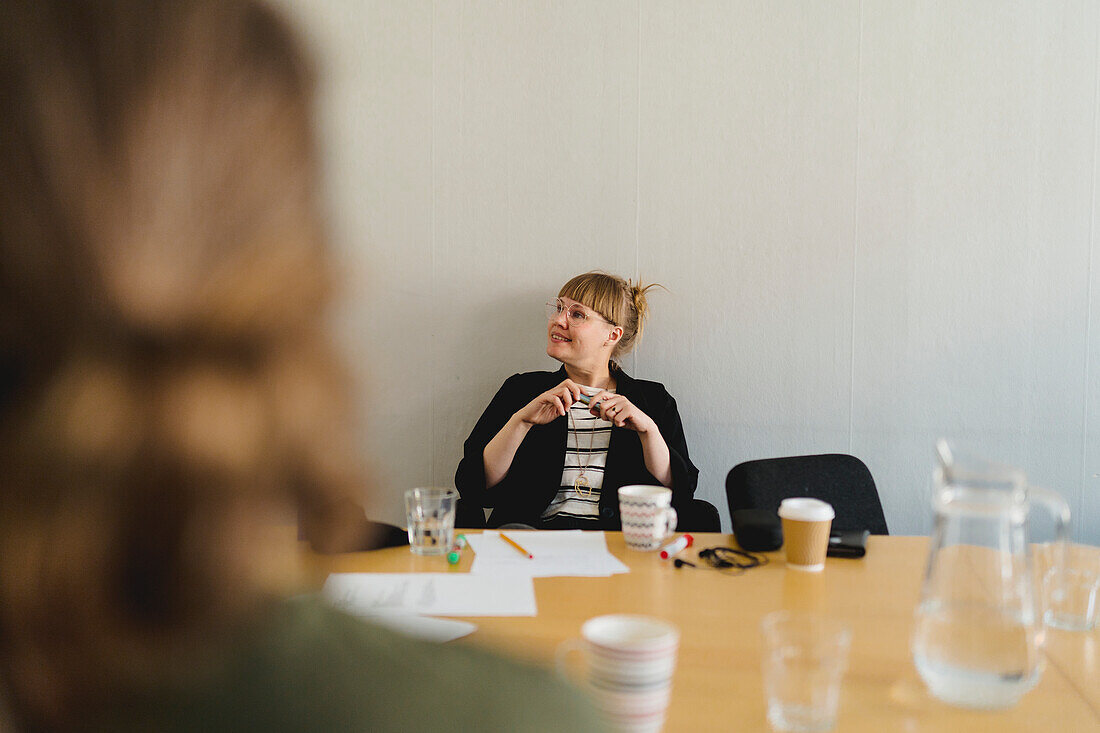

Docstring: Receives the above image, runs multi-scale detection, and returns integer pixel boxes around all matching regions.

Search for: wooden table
[299,533,1100,732]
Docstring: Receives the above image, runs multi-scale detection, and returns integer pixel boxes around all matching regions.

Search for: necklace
[567,402,595,498]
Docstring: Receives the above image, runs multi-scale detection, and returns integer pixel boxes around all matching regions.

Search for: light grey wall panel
[283,0,1100,538]
[852,1,1097,537]
[429,1,640,524]
[637,1,861,527]
[279,1,437,520]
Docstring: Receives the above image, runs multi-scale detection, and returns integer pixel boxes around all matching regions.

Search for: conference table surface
[298,533,1100,732]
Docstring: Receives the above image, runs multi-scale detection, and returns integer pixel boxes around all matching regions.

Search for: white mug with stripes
[557,614,680,733]
[618,485,678,552]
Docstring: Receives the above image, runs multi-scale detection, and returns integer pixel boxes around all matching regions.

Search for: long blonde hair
[0,0,363,726]
[559,272,663,370]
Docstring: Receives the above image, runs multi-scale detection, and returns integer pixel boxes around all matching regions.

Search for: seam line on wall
[634,0,642,376]
[847,0,864,456]
[1081,4,1100,538]
[429,0,437,486]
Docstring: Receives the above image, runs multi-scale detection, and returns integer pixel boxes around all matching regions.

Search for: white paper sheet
[466,530,630,577]
[322,572,537,617]
[354,612,478,643]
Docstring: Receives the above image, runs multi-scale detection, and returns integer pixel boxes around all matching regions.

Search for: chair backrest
[454,496,488,529]
[725,454,889,535]
[678,498,721,533]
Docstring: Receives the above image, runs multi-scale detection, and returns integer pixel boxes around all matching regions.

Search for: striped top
[541,387,613,522]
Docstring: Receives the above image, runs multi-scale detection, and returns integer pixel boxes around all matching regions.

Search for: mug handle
[663,507,678,540]
[555,638,584,683]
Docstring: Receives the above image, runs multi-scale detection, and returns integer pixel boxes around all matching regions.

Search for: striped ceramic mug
[618,485,678,551]
[557,614,680,733]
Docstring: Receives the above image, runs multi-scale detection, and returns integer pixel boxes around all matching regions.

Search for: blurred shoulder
[268,598,603,732]
[112,597,603,732]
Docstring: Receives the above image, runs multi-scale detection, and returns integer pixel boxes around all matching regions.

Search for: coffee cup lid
[777,497,835,522]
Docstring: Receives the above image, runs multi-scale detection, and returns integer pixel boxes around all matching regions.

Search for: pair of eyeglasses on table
[673,546,768,573]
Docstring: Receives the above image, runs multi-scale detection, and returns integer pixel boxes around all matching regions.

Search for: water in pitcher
[913,597,1040,709]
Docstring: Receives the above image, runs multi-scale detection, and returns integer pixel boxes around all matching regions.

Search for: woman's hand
[588,392,657,433]
[485,379,583,489]
[514,379,584,426]
[589,391,671,486]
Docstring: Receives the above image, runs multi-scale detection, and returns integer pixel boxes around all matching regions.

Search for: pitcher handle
[1028,486,1071,624]
[1028,486,1070,546]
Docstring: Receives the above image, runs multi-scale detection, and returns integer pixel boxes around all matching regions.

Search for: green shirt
[100,597,604,732]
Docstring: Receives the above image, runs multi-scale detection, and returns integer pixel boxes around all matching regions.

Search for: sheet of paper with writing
[466,530,630,577]
[322,573,537,617]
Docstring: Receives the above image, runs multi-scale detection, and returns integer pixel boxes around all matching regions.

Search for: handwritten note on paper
[322,573,537,617]
[466,531,630,578]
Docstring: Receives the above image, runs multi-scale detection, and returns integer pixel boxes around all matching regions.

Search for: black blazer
[455,366,698,529]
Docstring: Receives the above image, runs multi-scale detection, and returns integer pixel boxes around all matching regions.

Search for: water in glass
[404,487,457,556]
[408,517,454,556]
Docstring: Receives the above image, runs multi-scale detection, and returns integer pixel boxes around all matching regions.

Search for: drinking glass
[761,611,851,733]
[404,487,457,556]
[1042,542,1100,632]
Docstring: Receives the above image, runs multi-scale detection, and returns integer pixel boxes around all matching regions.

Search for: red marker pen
[659,534,694,559]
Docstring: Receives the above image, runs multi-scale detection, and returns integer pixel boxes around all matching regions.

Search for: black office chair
[725,454,889,535]
[678,498,722,533]
[455,495,487,529]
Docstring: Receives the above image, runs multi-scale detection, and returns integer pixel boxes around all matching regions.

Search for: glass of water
[1043,542,1100,632]
[404,487,457,556]
[761,611,851,733]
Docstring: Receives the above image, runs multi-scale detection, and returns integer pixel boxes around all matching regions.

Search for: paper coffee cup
[778,498,834,572]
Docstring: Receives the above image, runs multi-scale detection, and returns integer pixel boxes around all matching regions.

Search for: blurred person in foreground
[0,1,601,730]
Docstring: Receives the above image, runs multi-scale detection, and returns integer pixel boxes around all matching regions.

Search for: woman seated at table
[456,272,699,529]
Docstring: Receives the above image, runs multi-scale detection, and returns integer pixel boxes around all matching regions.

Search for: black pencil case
[827,529,869,558]
[731,509,783,552]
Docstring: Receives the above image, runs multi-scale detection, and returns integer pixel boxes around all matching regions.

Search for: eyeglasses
[545,299,615,328]
[673,547,769,574]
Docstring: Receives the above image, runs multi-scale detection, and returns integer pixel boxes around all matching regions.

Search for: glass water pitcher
[912,440,1070,709]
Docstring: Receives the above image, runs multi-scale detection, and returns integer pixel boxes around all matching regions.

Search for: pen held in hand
[577,392,604,413]
[500,533,534,559]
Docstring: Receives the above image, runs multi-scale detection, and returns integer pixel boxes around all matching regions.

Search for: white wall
[278,0,1100,542]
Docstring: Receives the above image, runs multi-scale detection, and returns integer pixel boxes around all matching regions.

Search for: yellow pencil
[500,532,534,559]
